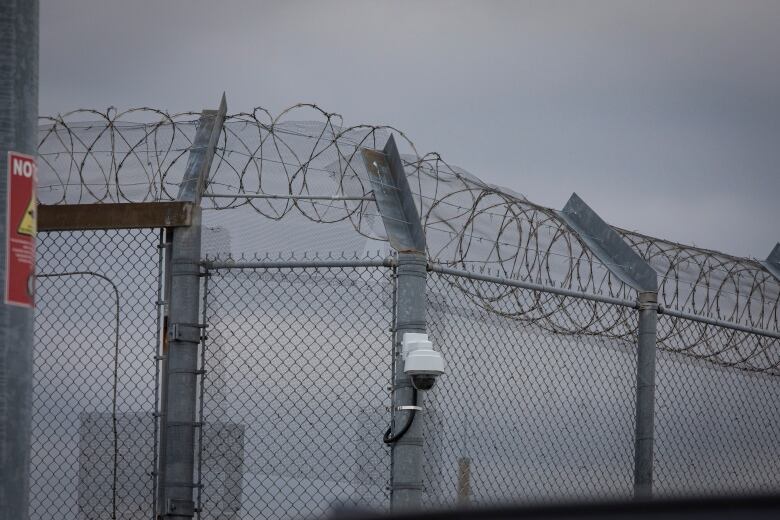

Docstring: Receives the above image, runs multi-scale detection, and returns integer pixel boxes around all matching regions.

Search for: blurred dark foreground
[329,494,780,520]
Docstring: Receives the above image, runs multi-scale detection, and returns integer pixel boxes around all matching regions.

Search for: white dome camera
[402,333,445,391]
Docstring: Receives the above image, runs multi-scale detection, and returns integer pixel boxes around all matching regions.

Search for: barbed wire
[38,104,779,373]
[432,269,780,375]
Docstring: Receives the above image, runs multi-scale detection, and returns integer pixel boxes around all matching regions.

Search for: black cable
[383,389,418,444]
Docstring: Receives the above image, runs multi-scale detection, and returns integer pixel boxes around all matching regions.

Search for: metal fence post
[160,211,203,518]
[0,2,37,519]
[360,136,429,511]
[391,252,427,510]
[159,96,225,518]
[557,193,660,500]
[634,291,658,499]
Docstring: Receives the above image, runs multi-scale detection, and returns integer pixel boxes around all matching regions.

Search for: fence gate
[197,258,393,520]
[32,228,164,520]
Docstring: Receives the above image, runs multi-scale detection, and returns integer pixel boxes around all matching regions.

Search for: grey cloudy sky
[39,0,780,259]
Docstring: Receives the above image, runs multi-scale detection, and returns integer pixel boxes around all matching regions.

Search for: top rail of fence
[202,257,395,270]
[200,258,780,341]
[656,306,780,341]
[429,264,638,310]
[431,265,780,341]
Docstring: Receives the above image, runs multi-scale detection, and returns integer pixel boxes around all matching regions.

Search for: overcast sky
[39,0,780,259]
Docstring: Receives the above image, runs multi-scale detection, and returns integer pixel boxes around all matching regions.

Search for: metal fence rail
[32,229,163,520]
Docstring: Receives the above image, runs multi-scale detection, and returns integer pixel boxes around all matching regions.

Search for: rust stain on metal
[362,149,384,176]
[39,202,194,231]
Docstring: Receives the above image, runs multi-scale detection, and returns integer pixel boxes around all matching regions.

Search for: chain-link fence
[423,270,780,506]
[29,102,780,519]
[32,237,780,520]
[198,259,394,520]
[191,257,780,518]
[655,315,780,496]
[32,229,163,520]
[424,270,639,506]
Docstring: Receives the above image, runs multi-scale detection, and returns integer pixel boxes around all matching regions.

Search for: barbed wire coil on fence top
[38,104,779,373]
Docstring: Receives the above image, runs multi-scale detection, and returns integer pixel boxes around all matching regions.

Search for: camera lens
[411,375,436,391]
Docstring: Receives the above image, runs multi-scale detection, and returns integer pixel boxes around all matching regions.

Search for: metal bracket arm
[168,323,205,344]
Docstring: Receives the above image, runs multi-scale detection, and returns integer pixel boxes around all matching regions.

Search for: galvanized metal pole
[634,291,658,499]
[361,136,429,511]
[558,193,658,498]
[159,96,225,519]
[0,2,38,520]
[391,252,427,510]
[557,193,659,500]
[160,210,203,518]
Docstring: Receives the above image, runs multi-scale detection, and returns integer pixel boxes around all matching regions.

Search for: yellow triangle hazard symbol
[18,194,36,237]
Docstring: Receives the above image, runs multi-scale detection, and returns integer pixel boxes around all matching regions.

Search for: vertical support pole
[634,291,658,499]
[557,193,659,500]
[391,252,427,510]
[0,2,38,520]
[160,211,203,518]
[159,95,225,519]
[362,135,428,511]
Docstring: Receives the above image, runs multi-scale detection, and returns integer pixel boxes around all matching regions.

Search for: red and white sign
[5,151,36,308]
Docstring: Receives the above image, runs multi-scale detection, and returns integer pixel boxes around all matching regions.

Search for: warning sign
[18,195,36,236]
[6,152,36,308]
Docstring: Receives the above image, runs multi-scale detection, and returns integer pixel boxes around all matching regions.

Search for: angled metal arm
[760,243,780,282]
[557,193,657,293]
[177,93,227,204]
[361,134,425,254]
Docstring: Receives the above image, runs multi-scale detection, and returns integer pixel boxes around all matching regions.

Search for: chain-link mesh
[424,271,639,506]
[31,229,780,519]
[199,261,393,520]
[655,314,780,496]
[32,229,163,520]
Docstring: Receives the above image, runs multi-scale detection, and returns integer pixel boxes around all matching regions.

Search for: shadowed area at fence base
[328,493,780,520]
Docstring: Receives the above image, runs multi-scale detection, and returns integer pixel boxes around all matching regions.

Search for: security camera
[402,333,444,391]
